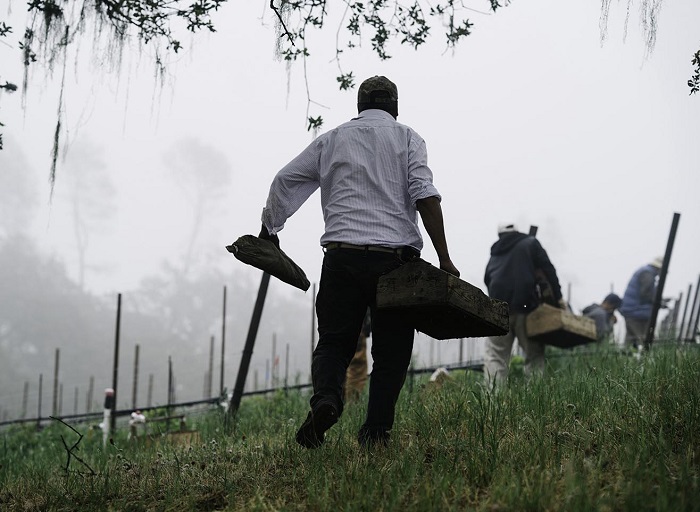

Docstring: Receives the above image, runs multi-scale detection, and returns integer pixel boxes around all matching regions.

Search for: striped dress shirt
[261,109,441,250]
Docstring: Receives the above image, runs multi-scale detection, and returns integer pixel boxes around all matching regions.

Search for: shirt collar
[355,109,395,121]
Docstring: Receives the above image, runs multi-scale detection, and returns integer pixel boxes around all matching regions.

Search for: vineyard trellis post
[676,283,693,341]
[147,373,154,408]
[229,272,271,416]
[645,212,680,349]
[87,375,94,413]
[52,348,60,417]
[220,285,227,396]
[678,283,692,341]
[689,275,700,342]
[110,293,122,432]
[272,333,277,387]
[207,335,214,398]
[167,356,173,432]
[685,275,700,341]
[21,381,28,419]
[132,344,140,409]
[36,373,42,431]
[284,343,290,393]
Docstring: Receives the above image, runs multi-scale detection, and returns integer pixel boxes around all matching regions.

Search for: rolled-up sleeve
[261,141,321,235]
[406,131,441,206]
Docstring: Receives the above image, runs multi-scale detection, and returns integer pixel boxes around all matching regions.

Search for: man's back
[485,232,538,312]
[317,110,431,247]
[262,109,439,250]
[619,264,658,319]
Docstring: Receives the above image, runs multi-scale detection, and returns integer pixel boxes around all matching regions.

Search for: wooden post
[230,272,271,415]
[691,291,700,343]
[284,343,290,392]
[645,213,680,350]
[272,333,277,387]
[220,285,227,397]
[685,276,700,341]
[58,382,63,416]
[147,373,154,408]
[21,381,28,419]
[52,348,60,417]
[87,375,94,413]
[265,359,270,388]
[132,344,140,409]
[111,293,122,432]
[459,338,464,364]
[167,356,173,433]
[37,374,43,430]
[677,283,692,341]
[668,292,682,339]
[208,335,214,398]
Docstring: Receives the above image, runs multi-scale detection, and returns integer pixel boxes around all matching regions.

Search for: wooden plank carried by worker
[376,259,509,340]
[526,303,597,348]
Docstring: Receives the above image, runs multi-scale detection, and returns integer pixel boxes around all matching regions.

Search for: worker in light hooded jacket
[483,223,565,384]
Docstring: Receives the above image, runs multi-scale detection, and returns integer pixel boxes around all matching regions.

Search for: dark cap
[357,76,398,105]
[603,293,622,309]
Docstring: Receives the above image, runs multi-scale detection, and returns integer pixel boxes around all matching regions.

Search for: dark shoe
[295,403,338,448]
[357,426,390,448]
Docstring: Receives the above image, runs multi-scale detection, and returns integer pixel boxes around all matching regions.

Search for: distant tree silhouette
[163,139,232,277]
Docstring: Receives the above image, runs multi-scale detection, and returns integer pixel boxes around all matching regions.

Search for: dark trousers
[311,248,415,434]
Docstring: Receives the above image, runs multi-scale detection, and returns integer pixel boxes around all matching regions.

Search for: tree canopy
[0,0,697,168]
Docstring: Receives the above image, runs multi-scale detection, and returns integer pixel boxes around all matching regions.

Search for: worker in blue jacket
[619,258,663,349]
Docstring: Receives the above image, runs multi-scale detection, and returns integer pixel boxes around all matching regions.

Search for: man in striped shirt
[259,75,459,448]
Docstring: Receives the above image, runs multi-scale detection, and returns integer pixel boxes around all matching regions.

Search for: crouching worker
[582,293,623,342]
[258,76,459,449]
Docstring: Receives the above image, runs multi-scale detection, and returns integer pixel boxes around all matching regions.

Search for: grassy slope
[1,344,699,511]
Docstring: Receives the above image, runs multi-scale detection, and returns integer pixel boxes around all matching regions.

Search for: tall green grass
[1,344,698,511]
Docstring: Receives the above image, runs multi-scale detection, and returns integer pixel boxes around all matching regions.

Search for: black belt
[323,242,419,260]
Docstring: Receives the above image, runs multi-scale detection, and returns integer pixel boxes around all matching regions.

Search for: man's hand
[440,259,460,278]
[258,223,280,249]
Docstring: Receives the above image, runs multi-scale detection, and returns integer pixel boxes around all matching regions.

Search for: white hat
[650,256,664,269]
[497,223,518,235]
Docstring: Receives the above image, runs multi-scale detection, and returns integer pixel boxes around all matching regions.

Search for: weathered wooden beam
[376,259,509,340]
[526,303,596,348]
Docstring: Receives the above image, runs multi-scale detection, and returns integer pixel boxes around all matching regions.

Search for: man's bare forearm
[416,196,459,277]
